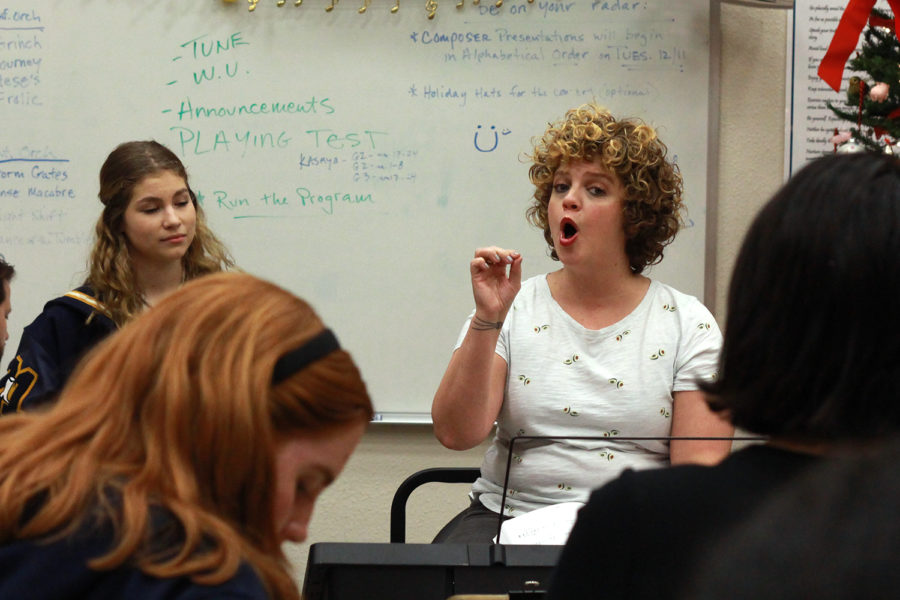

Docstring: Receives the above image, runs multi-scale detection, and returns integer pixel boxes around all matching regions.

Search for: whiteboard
[0,0,714,421]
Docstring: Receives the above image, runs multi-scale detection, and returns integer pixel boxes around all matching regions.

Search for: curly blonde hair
[525,104,684,273]
[87,141,234,326]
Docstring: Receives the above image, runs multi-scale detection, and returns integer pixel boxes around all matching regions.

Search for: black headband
[271,328,340,384]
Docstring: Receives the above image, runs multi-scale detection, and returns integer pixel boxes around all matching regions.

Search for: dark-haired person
[0,141,233,414]
[686,438,900,600]
[0,272,373,599]
[0,256,14,363]
[546,151,900,599]
[431,104,732,543]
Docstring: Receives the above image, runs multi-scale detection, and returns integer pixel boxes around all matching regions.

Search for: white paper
[495,501,584,545]
[786,1,893,175]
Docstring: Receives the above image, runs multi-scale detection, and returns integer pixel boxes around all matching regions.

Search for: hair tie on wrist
[272,328,340,384]
[472,316,503,330]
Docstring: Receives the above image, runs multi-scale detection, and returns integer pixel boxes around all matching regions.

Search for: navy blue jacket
[0,286,116,414]
[0,536,269,599]
[0,502,270,599]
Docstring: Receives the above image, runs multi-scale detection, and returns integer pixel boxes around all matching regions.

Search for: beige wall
[286,4,791,587]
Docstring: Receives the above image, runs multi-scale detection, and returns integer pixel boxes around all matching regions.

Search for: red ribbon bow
[818,0,900,92]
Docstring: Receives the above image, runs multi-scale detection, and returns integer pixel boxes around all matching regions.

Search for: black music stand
[302,542,559,600]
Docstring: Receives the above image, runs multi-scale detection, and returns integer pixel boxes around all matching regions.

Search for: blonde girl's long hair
[0,272,373,600]
[87,140,234,326]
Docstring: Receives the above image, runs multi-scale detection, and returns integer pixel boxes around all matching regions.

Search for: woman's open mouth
[559,218,579,247]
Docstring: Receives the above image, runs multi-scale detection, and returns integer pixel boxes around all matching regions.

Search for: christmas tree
[828,8,900,152]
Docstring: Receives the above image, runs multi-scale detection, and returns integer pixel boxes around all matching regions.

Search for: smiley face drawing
[474,124,511,152]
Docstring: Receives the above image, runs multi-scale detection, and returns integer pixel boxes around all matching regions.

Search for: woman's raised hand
[470,247,523,323]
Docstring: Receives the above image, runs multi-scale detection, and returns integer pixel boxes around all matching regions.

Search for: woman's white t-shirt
[454,275,722,515]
